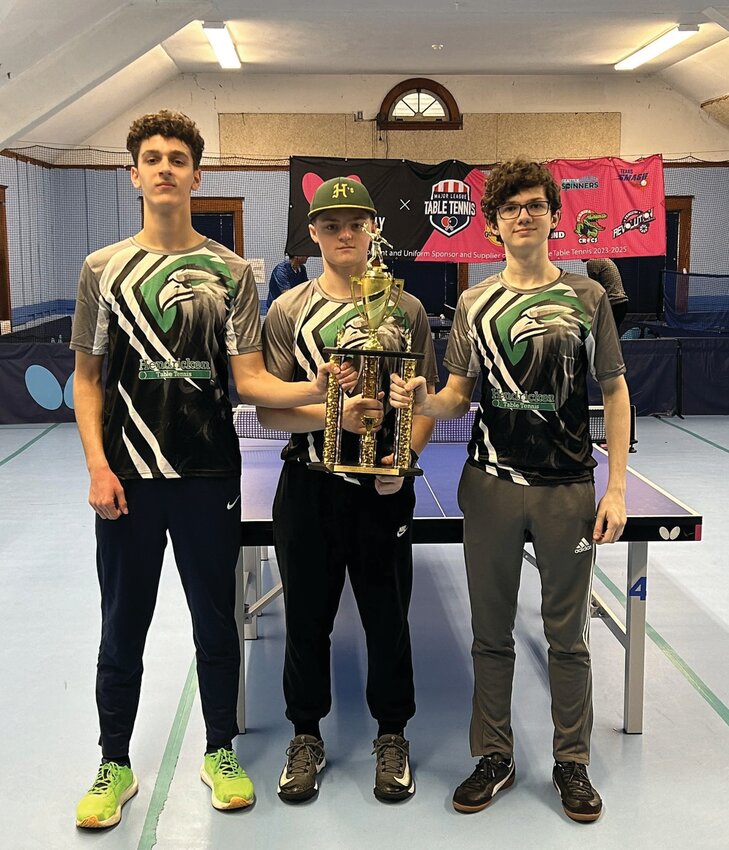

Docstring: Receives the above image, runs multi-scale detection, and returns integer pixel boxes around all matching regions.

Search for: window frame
[377,78,463,131]
[139,196,244,255]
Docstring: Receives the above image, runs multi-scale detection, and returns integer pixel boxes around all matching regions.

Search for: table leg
[234,547,250,734]
[624,541,648,733]
[235,544,262,733]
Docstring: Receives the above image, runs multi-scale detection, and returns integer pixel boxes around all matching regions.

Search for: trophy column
[358,354,380,468]
[321,352,345,468]
[393,355,418,470]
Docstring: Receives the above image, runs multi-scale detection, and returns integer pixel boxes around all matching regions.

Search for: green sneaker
[200,748,255,810]
[76,761,138,829]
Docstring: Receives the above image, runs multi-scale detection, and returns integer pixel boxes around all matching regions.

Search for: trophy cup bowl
[351,265,403,350]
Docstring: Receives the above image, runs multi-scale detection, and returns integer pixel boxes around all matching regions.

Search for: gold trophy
[312,225,423,477]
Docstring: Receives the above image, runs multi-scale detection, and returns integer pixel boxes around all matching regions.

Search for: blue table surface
[240,442,698,524]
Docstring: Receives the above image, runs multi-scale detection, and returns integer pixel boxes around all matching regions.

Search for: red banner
[476,155,666,263]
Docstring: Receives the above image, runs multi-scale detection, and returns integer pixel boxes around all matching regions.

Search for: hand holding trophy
[312,222,424,477]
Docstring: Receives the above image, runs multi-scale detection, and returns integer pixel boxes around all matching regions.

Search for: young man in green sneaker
[258,177,437,804]
[72,111,348,828]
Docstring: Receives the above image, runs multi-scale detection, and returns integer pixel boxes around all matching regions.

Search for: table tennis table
[236,435,702,736]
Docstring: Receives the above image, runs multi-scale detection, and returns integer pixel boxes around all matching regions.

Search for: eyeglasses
[496,201,551,220]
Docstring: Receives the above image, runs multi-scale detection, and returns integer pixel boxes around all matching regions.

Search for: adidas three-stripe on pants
[458,462,596,764]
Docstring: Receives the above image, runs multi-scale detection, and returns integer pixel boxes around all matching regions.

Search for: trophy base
[324,346,425,361]
[309,462,423,478]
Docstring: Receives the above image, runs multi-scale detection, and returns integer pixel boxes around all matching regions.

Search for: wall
[665,166,729,274]
[83,72,729,160]
[2,157,726,329]
[218,112,622,162]
[0,159,324,325]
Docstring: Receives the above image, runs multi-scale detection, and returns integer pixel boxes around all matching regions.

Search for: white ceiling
[1,0,728,148]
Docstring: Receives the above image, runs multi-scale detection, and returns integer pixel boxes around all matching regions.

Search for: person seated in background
[583,257,629,332]
[266,253,309,309]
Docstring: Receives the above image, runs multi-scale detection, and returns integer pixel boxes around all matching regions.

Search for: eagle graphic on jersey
[139,257,235,334]
[510,302,584,348]
[486,292,592,412]
[495,293,590,368]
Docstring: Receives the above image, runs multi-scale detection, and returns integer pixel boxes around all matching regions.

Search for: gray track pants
[458,461,596,764]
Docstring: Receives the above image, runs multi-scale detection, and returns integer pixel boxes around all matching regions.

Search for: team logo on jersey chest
[139,256,234,333]
[494,292,590,366]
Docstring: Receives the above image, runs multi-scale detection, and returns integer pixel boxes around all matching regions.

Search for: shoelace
[285,740,321,775]
[372,737,407,776]
[212,749,243,778]
[556,762,594,799]
[461,754,508,790]
[88,763,119,794]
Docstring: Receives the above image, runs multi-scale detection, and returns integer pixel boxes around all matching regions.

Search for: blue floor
[0,417,727,849]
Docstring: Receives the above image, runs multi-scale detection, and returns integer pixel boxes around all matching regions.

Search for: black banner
[287,156,489,262]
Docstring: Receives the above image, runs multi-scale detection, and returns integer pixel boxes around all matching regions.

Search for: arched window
[377,78,462,131]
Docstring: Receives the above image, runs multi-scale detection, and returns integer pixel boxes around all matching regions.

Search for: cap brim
[308,203,377,218]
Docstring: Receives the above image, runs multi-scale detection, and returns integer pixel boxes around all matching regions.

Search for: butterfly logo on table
[659,526,682,541]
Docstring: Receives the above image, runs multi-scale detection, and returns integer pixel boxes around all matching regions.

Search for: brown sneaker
[372,734,415,802]
[552,761,603,822]
[277,735,326,803]
[452,753,515,813]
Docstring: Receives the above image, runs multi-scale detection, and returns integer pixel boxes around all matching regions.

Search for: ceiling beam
[0,1,210,147]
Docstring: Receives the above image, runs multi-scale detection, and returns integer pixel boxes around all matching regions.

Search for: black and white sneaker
[452,753,515,813]
[552,761,603,822]
[372,734,415,802]
[277,735,326,803]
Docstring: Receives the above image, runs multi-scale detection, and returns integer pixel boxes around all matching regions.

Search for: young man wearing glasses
[390,159,630,823]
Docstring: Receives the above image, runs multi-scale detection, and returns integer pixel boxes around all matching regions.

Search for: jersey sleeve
[70,259,110,355]
[443,292,480,378]
[591,290,626,382]
[226,263,263,355]
[262,298,299,381]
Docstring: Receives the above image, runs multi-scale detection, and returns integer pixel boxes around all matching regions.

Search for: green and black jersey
[70,237,261,479]
[444,271,625,485]
[263,277,438,481]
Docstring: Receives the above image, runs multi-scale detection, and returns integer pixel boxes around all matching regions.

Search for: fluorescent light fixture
[615,25,700,71]
[203,21,241,69]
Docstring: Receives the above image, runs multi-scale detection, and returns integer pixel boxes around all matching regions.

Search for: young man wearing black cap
[258,177,437,804]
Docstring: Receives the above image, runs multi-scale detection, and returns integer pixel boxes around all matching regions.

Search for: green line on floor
[594,564,729,727]
[656,417,729,453]
[137,658,198,850]
[0,423,59,468]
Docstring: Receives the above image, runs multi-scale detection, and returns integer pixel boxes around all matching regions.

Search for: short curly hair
[481,159,561,235]
[126,110,205,169]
